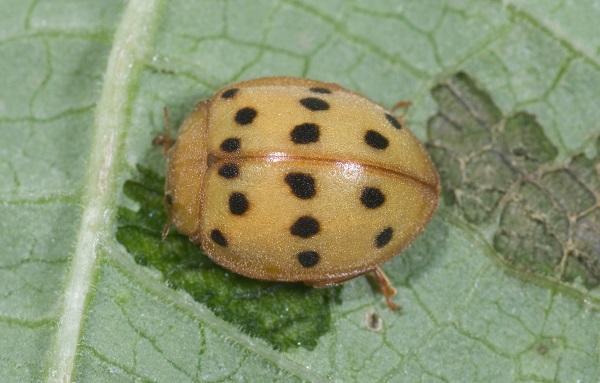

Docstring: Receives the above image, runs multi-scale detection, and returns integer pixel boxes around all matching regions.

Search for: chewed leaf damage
[427,72,600,288]
[116,165,340,351]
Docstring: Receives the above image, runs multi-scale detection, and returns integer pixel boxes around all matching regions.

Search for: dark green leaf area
[427,72,600,288]
[117,165,340,350]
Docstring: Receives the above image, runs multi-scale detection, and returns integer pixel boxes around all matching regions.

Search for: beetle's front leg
[152,107,175,156]
[152,106,175,239]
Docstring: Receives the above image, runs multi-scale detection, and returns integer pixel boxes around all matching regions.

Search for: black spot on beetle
[285,172,316,199]
[218,163,239,179]
[361,187,385,209]
[364,130,389,150]
[235,107,257,125]
[290,216,320,238]
[211,229,228,247]
[221,88,239,99]
[375,227,393,248]
[229,192,249,215]
[291,123,320,144]
[309,87,332,94]
[300,97,329,111]
[385,113,402,130]
[297,251,320,267]
[220,137,241,152]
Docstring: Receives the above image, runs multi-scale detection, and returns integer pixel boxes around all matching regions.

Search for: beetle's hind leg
[370,266,400,311]
[308,267,400,310]
[152,107,175,156]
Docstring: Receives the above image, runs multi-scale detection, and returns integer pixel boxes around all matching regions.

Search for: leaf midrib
[41,2,329,381]
[45,1,163,382]
[39,1,600,381]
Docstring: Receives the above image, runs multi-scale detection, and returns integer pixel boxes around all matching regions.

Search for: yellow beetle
[157,77,440,309]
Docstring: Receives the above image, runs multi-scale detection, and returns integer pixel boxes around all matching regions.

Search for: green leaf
[428,71,600,292]
[1,0,599,382]
[116,165,340,351]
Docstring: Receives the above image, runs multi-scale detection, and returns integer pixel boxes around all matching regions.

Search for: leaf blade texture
[0,1,599,382]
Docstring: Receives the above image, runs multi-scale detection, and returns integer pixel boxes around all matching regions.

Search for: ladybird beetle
[157,77,440,309]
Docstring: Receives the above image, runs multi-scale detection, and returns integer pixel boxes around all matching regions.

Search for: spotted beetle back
[165,77,440,287]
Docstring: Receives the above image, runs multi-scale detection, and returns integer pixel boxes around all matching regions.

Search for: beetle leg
[161,220,172,240]
[306,275,355,288]
[389,100,412,130]
[159,193,174,240]
[390,100,412,114]
[154,106,175,239]
[371,266,400,311]
[152,107,175,156]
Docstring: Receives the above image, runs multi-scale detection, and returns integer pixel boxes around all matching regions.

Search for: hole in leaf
[117,165,341,350]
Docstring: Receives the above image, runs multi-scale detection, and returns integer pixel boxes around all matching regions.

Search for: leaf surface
[1,1,599,382]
